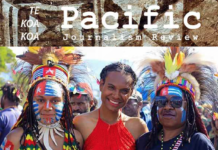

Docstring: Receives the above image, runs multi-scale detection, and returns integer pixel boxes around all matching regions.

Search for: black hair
[90,97,98,111]
[16,80,80,150]
[100,62,137,86]
[0,82,21,106]
[145,90,208,150]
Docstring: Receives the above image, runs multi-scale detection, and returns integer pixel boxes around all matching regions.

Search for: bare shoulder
[73,109,99,140]
[73,109,98,127]
[73,129,83,149]
[123,114,148,140]
[3,127,24,149]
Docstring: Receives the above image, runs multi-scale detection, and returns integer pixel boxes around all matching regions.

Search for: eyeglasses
[154,96,183,108]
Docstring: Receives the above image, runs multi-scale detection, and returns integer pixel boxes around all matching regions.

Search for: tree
[0,47,16,98]
[0,47,16,73]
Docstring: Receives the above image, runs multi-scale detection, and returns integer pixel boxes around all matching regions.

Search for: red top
[83,110,136,150]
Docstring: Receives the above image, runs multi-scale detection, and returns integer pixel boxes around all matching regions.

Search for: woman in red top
[74,62,148,150]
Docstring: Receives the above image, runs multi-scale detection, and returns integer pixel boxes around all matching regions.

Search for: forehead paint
[159,86,183,97]
[54,102,64,121]
[34,80,63,97]
[181,107,186,123]
[33,100,41,121]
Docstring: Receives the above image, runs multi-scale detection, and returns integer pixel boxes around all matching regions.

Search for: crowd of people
[0,47,218,150]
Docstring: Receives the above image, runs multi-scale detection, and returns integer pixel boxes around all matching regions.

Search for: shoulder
[191,132,211,142]
[189,132,214,150]
[73,129,84,149]
[0,109,8,118]
[73,110,98,133]
[125,115,148,132]
[3,127,24,149]
[7,127,24,142]
[124,114,149,140]
[136,132,151,150]
[73,109,98,127]
[73,110,99,140]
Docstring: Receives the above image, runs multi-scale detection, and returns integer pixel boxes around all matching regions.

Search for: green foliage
[0,47,16,73]
[0,47,16,99]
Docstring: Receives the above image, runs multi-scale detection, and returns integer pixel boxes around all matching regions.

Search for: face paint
[157,106,159,120]
[159,86,183,97]
[44,101,52,109]
[180,107,186,123]
[54,102,64,121]
[34,80,63,97]
[33,100,41,121]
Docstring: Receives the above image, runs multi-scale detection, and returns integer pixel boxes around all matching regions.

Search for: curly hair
[0,82,21,106]
[100,62,137,86]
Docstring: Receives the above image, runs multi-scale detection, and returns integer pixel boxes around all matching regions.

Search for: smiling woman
[0,47,84,150]
[136,47,217,150]
[33,80,64,125]
[73,62,149,150]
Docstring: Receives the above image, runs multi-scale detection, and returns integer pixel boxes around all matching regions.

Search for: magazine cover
[0,1,218,150]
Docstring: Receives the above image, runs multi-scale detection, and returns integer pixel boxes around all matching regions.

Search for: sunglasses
[154,96,183,108]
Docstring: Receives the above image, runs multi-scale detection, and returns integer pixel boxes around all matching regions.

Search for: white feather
[181,73,200,101]
[183,53,216,68]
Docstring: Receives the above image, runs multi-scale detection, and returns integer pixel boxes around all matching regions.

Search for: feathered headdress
[16,47,82,89]
[139,47,218,102]
[13,47,83,129]
[136,66,156,102]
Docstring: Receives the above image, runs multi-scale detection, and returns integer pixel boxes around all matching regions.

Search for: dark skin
[74,71,148,141]
[3,95,83,149]
[122,99,142,117]
[70,94,93,114]
[157,94,187,141]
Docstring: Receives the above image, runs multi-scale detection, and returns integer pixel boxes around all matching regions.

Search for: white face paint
[180,106,186,123]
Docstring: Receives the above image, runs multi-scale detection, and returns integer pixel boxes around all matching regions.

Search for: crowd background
[0,47,218,149]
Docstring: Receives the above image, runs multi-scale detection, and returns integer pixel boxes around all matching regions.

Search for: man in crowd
[69,82,94,115]
[90,97,98,111]
[122,90,143,118]
[0,82,21,145]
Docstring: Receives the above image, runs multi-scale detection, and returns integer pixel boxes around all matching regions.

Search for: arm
[137,118,149,135]
[126,117,149,140]
[74,129,84,150]
[0,127,23,150]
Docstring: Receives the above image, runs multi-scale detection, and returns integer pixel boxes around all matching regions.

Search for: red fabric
[83,110,136,150]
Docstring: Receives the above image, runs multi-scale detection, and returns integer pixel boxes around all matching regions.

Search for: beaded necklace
[161,130,183,150]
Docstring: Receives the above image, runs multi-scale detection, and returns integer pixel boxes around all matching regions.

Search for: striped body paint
[180,107,186,123]
[34,80,63,97]
[43,101,53,124]
[54,102,64,121]
[33,100,41,121]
